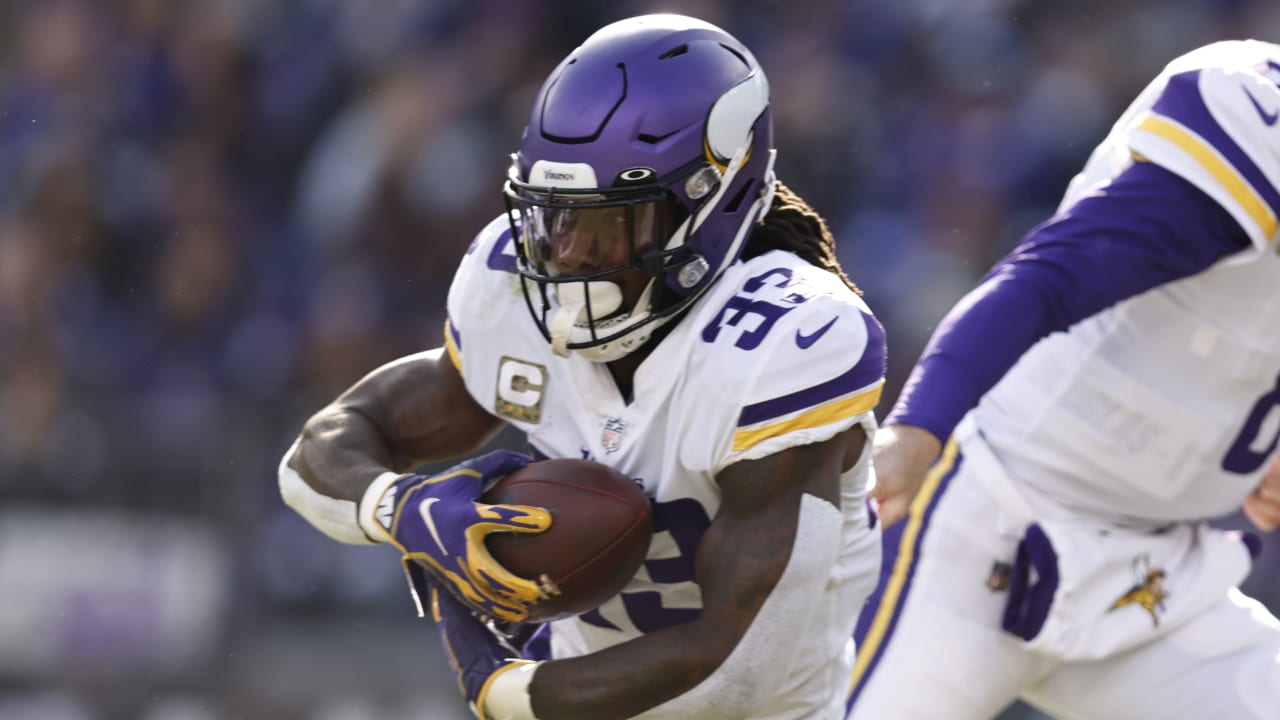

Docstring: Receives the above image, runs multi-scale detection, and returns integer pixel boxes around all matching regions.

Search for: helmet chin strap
[549,281,622,358]
[550,280,675,363]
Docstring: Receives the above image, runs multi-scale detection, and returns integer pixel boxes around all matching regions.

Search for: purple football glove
[361,450,553,622]
[432,587,542,717]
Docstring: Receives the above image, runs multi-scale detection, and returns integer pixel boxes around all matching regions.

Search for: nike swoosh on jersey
[1242,84,1279,126]
[419,498,450,554]
[796,316,839,348]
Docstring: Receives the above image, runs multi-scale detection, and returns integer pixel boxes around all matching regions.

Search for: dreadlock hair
[743,180,860,294]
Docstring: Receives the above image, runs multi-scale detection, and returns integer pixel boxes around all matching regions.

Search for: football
[483,458,653,623]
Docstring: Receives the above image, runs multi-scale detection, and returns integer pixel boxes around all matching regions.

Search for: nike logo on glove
[796,317,839,348]
[1243,85,1279,126]
[419,498,450,554]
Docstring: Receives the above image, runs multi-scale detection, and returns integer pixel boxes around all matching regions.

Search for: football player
[279,15,886,720]
[851,40,1280,719]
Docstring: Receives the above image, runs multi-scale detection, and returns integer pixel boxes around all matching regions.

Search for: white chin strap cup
[548,282,622,358]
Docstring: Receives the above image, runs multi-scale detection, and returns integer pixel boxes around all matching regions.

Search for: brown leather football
[483,458,653,623]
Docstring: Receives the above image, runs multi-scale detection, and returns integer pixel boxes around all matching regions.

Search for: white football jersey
[444,214,885,716]
[976,40,1280,523]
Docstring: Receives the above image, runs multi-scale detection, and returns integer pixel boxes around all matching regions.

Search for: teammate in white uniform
[851,40,1280,719]
[277,15,886,720]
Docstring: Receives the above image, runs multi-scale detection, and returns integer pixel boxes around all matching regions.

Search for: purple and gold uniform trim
[733,313,886,452]
[1133,70,1280,243]
[733,380,883,452]
[444,318,463,372]
[847,437,961,707]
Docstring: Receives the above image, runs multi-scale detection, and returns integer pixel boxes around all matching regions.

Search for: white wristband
[357,470,405,543]
[476,661,540,720]
[278,439,376,546]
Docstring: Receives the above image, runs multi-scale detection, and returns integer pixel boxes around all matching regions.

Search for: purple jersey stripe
[522,623,553,661]
[848,444,963,708]
[447,315,462,351]
[1151,70,1280,219]
[738,312,886,427]
[849,443,962,707]
[486,227,519,273]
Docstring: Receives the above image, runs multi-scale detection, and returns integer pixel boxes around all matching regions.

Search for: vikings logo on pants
[1108,555,1168,627]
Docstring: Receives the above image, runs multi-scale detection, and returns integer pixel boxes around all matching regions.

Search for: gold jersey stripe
[444,319,463,372]
[732,381,883,452]
[848,436,958,693]
[1136,113,1278,242]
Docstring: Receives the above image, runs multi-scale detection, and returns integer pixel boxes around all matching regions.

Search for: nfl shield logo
[601,418,626,454]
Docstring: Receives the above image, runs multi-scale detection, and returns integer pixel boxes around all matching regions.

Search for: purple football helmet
[503,14,776,362]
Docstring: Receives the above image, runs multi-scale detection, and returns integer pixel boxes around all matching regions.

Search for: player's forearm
[526,618,737,720]
[524,510,765,718]
[524,505,788,718]
[280,349,505,543]
[288,349,505,501]
[275,405,402,545]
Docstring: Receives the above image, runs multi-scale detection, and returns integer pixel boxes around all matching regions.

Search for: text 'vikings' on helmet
[503,13,777,362]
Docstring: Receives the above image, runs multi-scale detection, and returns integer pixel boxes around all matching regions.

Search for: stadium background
[0,1,1277,718]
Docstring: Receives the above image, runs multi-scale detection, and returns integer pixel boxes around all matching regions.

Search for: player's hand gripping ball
[364,450,554,622]
[484,458,654,623]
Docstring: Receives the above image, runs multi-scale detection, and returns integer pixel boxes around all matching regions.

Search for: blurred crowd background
[1,1,1278,718]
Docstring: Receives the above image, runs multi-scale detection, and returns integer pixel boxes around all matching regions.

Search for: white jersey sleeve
[442,214,556,431]
[1128,46,1280,252]
[690,258,886,473]
[1059,40,1280,253]
[444,213,519,359]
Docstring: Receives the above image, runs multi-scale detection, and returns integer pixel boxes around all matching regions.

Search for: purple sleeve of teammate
[887,160,1251,442]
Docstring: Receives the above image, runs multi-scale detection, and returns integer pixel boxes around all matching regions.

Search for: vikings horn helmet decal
[503,14,776,362]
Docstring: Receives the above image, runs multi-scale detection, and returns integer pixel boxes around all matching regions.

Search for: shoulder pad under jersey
[1128,40,1280,252]
[686,252,886,470]
[443,213,529,370]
